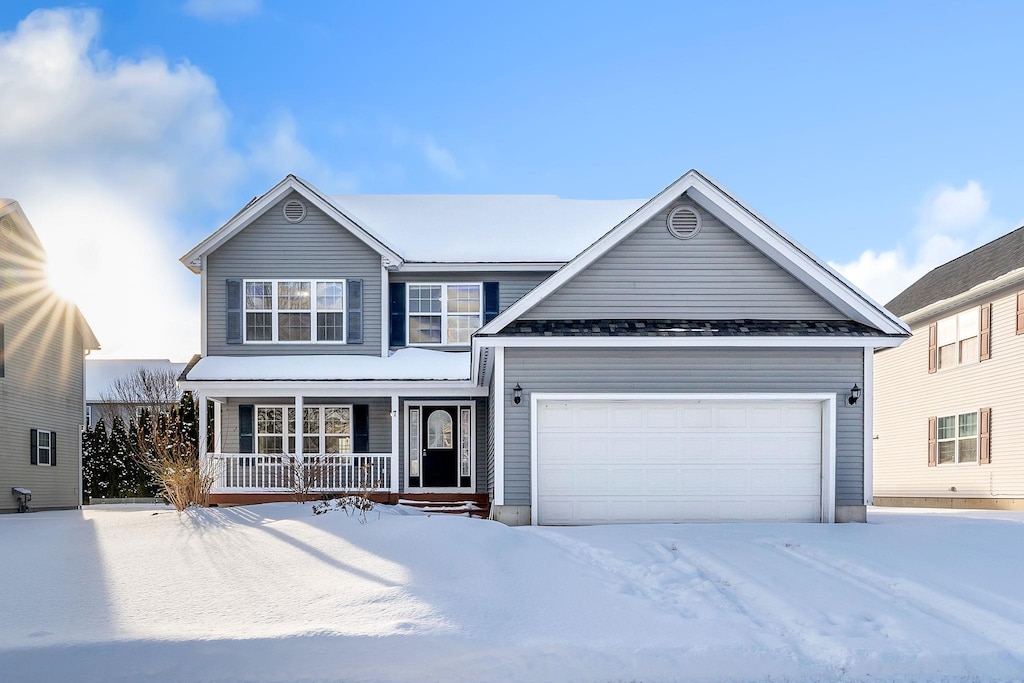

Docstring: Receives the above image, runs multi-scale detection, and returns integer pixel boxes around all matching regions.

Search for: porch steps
[393,493,490,519]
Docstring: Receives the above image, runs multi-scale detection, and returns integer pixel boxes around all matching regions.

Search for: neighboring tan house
[875,227,1024,509]
[0,199,100,513]
[178,171,907,525]
[85,358,187,428]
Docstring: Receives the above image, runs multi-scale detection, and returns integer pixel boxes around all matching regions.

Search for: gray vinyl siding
[522,200,844,321]
[0,233,87,511]
[206,191,382,356]
[502,347,864,507]
[219,397,392,454]
[874,287,1024,499]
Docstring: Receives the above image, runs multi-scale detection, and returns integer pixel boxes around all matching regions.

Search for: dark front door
[421,406,458,487]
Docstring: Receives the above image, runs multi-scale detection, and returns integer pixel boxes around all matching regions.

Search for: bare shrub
[312,462,381,523]
[135,400,213,512]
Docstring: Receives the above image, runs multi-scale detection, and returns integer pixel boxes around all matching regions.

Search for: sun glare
[46,260,83,306]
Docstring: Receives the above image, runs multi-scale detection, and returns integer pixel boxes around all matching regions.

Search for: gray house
[874,227,1024,509]
[178,171,907,524]
[1,199,100,513]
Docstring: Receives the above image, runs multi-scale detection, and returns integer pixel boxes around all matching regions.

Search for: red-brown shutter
[979,407,991,464]
[1017,293,1024,334]
[980,303,992,360]
[927,323,937,374]
[927,416,937,467]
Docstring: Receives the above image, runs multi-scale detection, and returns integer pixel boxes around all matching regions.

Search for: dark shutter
[0,322,5,378]
[927,323,937,374]
[483,282,500,323]
[389,283,406,347]
[30,428,37,465]
[51,432,56,467]
[980,303,992,361]
[347,279,363,344]
[927,417,937,467]
[1017,293,1024,335]
[238,405,254,453]
[226,279,243,344]
[353,404,369,453]
[979,407,991,464]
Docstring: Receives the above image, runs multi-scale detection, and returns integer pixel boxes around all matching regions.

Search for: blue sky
[0,1,1021,360]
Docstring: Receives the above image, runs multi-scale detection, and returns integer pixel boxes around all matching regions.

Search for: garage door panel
[536,399,824,524]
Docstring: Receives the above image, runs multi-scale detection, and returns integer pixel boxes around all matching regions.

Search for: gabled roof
[1,199,100,350]
[490,319,898,338]
[477,170,910,338]
[886,225,1024,318]
[180,175,404,273]
[331,195,645,262]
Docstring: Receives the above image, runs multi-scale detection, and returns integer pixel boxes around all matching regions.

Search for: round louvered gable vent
[667,205,701,240]
[283,199,307,223]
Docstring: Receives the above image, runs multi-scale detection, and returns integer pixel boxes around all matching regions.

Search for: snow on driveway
[1,504,1023,682]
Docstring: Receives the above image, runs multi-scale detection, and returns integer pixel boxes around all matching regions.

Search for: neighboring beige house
[0,199,100,513]
[875,226,1024,509]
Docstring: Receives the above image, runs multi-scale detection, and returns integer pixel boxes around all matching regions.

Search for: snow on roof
[330,194,646,262]
[86,359,188,402]
[184,348,471,382]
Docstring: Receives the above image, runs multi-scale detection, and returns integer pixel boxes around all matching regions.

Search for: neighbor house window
[407,283,482,345]
[256,405,352,455]
[937,309,979,369]
[936,412,978,464]
[33,429,54,466]
[244,279,345,343]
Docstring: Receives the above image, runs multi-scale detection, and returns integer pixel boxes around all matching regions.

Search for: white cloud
[249,113,358,192]
[391,128,463,179]
[183,0,261,22]
[832,181,1007,306]
[0,8,246,361]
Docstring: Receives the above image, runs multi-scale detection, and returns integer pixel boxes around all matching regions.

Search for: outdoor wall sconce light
[848,383,862,406]
[513,383,523,405]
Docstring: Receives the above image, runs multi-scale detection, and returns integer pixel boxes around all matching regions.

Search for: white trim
[213,399,222,453]
[494,346,505,506]
[934,410,981,466]
[380,262,389,357]
[477,170,908,338]
[399,261,563,273]
[34,428,54,466]
[242,278,347,345]
[390,395,399,493]
[474,336,904,350]
[403,400,476,493]
[406,282,483,347]
[180,380,486,397]
[294,395,304,460]
[198,396,208,470]
[528,392,838,525]
[903,266,1024,324]
[200,254,208,357]
[863,347,873,506]
[180,175,402,272]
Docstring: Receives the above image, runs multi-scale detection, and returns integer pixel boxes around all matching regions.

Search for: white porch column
[213,400,223,453]
[295,394,304,462]
[196,390,208,466]
[390,394,400,493]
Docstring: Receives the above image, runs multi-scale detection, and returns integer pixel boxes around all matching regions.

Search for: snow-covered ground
[2,504,1023,683]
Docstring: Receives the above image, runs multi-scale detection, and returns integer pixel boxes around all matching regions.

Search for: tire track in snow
[759,540,1024,660]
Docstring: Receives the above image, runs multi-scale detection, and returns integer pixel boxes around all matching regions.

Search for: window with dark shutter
[0,322,5,378]
[979,407,991,464]
[353,405,369,453]
[238,405,254,453]
[1018,293,1024,335]
[30,428,37,466]
[927,323,937,373]
[389,282,406,347]
[226,279,243,344]
[927,416,937,467]
[483,282,500,323]
[346,279,363,344]
[980,303,992,360]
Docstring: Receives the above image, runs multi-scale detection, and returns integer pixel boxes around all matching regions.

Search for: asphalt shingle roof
[886,225,1024,317]
[488,319,892,337]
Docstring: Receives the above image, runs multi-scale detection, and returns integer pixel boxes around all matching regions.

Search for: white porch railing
[209,452,396,493]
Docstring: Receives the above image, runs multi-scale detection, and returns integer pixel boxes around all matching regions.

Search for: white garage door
[535,398,823,525]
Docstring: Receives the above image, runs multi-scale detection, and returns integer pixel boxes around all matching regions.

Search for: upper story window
[936,308,978,369]
[244,279,345,343]
[407,283,482,345]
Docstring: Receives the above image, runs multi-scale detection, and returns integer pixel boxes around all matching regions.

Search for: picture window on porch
[407,283,482,345]
[244,279,345,343]
[256,405,352,455]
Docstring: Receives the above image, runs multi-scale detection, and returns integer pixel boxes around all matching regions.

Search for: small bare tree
[99,365,182,425]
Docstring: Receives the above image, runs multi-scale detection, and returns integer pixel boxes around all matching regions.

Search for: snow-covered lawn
[2,504,1023,683]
